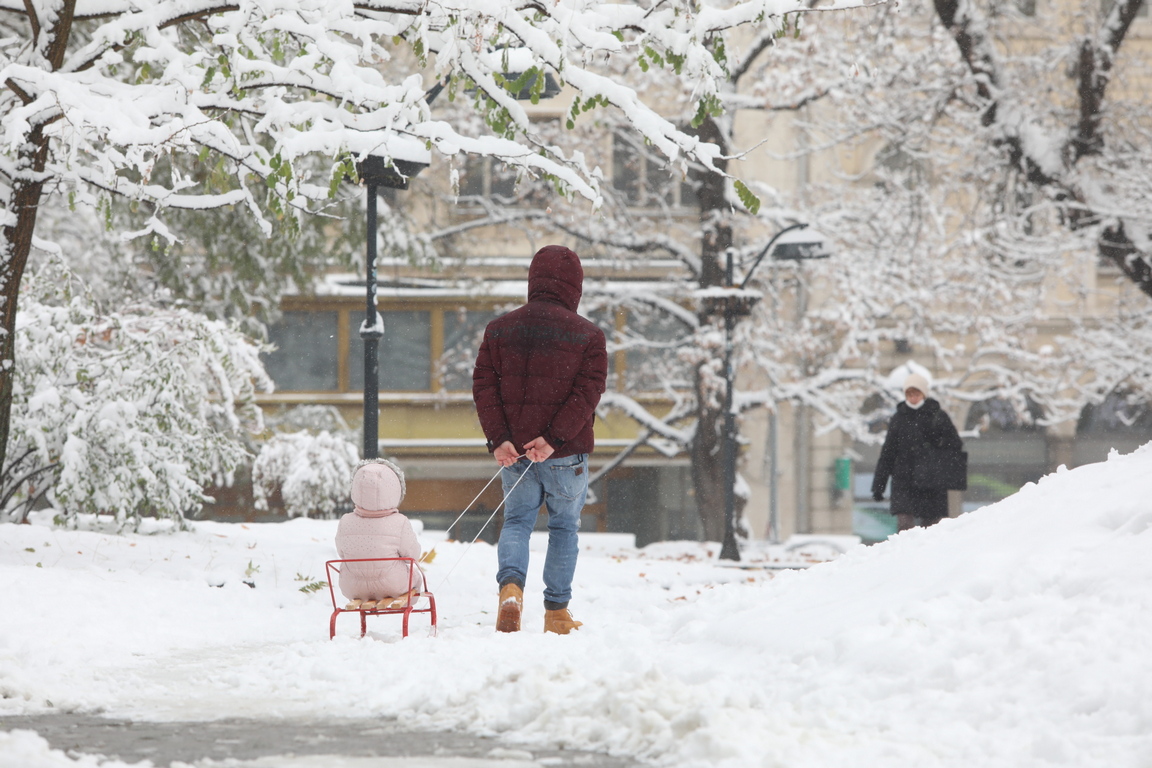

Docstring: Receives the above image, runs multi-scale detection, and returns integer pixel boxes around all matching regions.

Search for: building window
[861,392,893,434]
[873,143,927,190]
[587,304,691,393]
[1015,0,1037,16]
[1077,390,1152,434]
[963,397,1047,510]
[1101,0,1148,17]
[1073,390,1152,468]
[585,308,621,389]
[605,465,698,546]
[457,155,554,208]
[624,308,691,392]
[441,308,499,391]
[459,155,517,201]
[264,312,339,391]
[965,396,1043,434]
[612,132,701,210]
[347,310,432,391]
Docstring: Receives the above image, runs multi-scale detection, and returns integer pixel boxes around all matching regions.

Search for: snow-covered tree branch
[932,0,1152,293]
[0,0,879,478]
[5,261,269,526]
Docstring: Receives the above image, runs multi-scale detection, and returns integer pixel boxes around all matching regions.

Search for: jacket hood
[350,459,405,515]
[528,245,583,312]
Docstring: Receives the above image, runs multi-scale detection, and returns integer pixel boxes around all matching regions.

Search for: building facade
[213,0,1152,548]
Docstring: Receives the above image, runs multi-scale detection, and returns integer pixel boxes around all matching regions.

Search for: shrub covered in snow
[252,431,359,519]
[5,265,271,526]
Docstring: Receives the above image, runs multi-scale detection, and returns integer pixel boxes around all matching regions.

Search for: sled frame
[325,558,437,639]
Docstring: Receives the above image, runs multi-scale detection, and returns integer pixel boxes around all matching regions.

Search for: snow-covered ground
[4,445,1152,768]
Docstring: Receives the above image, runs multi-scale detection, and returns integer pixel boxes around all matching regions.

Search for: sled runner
[325,558,437,639]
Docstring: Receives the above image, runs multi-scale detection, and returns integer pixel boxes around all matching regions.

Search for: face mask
[906,399,925,410]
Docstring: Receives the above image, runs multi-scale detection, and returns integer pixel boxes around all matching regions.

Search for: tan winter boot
[496,583,523,633]
[543,608,583,635]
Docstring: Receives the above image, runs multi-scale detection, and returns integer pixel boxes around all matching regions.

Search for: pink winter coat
[334,460,424,600]
[335,509,424,600]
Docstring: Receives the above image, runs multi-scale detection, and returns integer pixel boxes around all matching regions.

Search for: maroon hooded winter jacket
[472,245,608,458]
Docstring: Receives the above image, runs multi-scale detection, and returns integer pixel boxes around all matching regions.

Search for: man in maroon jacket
[472,245,608,634]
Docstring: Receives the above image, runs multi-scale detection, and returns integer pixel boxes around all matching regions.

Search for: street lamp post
[719,223,829,561]
[719,250,746,561]
[354,156,428,459]
[362,182,382,460]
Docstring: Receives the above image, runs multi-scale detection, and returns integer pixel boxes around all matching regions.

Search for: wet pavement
[1,713,640,767]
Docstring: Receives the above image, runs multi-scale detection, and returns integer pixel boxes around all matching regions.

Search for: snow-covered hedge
[6,266,271,526]
[252,431,359,519]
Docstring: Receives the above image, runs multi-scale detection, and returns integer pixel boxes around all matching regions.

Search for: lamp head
[772,227,831,261]
[355,156,430,190]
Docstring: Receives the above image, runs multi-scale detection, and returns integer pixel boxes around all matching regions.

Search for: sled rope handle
[435,459,532,591]
[441,463,507,535]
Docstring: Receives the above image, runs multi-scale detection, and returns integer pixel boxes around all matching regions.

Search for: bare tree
[931,0,1152,293]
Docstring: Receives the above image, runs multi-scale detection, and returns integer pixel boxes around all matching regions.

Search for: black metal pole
[719,250,741,561]
[361,184,382,459]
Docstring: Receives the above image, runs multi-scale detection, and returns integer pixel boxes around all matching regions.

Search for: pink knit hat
[350,459,405,516]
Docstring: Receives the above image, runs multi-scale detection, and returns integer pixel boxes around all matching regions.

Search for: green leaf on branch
[329,155,355,198]
[734,180,761,214]
[691,94,723,128]
[529,67,547,104]
[503,69,536,98]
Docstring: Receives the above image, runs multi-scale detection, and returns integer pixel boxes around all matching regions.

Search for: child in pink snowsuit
[335,459,425,610]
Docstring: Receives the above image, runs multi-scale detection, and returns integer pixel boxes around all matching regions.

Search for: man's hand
[524,437,555,463]
[493,441,521,467]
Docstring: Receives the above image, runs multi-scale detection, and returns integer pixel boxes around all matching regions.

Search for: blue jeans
[496,454,588,606]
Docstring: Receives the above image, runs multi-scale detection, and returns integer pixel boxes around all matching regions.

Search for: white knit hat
[903,372,930,399]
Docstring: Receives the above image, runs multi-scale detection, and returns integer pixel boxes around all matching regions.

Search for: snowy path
[1,713,634,767]
[5,446,1152,767]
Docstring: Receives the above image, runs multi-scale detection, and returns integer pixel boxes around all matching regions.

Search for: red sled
[325,558,437,639]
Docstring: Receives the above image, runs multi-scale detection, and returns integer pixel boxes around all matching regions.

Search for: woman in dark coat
[871,372,964,531]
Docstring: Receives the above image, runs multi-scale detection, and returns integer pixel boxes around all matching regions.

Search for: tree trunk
[1100,223,1152,297]
[1,1,74,478]
[0,128,49,476]
[690,115,736,543]
[691,363,727,542]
